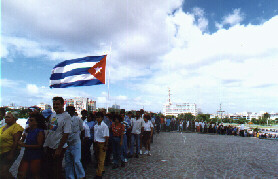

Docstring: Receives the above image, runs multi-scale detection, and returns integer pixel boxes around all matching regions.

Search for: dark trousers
[127,130,132,154]
[156,124,160,133]
[81,138,93,170]
[105,138,113,165]
[166,126,170,132]
[240,130,244,137]
[44,147,66,179]
[112,137,122,166]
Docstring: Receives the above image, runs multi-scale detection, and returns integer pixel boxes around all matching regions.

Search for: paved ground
[86,132,278,178]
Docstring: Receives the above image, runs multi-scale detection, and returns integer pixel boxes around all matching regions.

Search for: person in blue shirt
[18,113,46,179]
[166,118,171,132]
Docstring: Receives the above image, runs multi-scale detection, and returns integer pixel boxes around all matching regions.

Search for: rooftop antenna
[168,87,172,105]
[217,103,225,122]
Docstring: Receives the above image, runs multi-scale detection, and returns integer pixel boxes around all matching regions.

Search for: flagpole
[106,43,112,113]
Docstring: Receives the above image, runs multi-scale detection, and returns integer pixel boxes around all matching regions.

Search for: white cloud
[216,8,244,29]
[1,43,9,58]
[2,2,278,113]
[0,79,19,88]
[97,97,107,104]
[2,0,182,82]
[135,12,278,112]
[192,7,208,32]
[223,9,244,26]
[115,95,128,101]
[6,58,14,63]
[27,84,39,94]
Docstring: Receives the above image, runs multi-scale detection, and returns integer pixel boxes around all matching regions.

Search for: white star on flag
[94,67,102,74]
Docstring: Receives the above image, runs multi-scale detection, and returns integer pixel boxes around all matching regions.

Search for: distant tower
[217,103,225,120]
[168,87,172,105]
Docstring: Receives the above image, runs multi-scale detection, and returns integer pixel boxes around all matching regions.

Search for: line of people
[0,97,156,179]
[161,117,249,138]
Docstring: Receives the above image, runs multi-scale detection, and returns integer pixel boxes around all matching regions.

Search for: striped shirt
[121,121,129,134]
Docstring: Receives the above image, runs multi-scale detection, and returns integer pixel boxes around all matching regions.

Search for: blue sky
[1,0,278,114]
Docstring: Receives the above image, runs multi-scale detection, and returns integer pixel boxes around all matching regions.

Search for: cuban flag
[50,55,106,88]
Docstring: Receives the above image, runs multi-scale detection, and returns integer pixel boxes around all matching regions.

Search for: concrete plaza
[86,132,278,178]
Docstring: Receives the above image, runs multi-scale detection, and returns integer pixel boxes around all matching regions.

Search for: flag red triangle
[88,55,106,84]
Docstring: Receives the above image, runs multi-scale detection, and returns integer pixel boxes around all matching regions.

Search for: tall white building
[37,103,51,110]
[162,88,197,117]
[163,103,197,117]
[112,104,120,109]
[65,97,96,115]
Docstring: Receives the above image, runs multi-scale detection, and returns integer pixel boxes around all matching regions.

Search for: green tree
[237,117,247,124]
[196,114,210,122]
[263,112,270,119]
[178,113,194,121]
[257,116,267,125]
[18,108,29,118]
[251,118,258,124]
[211,117,219,123]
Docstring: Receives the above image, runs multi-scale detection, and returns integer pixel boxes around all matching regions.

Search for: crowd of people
[0,97,157,179]
[1,99,277,178]
[161,117,278,138]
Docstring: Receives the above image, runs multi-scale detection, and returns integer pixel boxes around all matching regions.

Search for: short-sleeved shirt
[112,122,124,137]
[124,116,131,126]
[160,118,164,124]
[166,119,171,126]
[121,121,129,134]
[180,121,183,126]
[67,116,84,146]
[103,116,111,128]
[131,118,144,134]
[0,123,24,154]
[143,121,153,132]
[94,121,109,142]
[23,128,44,160]
[151,117,155,124]
[83,122,90,138]
[85,121,95,140]
[43,112,72,149]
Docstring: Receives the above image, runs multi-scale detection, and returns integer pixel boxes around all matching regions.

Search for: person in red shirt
[111,114,124,169]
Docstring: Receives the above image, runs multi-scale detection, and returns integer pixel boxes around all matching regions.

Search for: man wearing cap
[42,109,53,126]
[43,97,72,179]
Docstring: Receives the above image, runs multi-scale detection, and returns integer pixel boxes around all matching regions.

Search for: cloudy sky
[1,0,278,114]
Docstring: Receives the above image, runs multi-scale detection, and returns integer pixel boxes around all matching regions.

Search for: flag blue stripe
[50,67,91,80]
[50,79,103,88]
[54,55,106,68]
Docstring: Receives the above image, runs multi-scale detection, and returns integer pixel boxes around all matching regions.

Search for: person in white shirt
[142,114,153,155]
[80,110,94,170]
[94,112,109,179]
[43,97,72,179]
[64,106,85,179]
[130,111,144,158]
[201,122,205,133]
[179,120,183,132]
